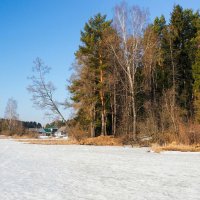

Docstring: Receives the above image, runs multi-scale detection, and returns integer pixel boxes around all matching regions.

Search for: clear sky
[0,0,199,125]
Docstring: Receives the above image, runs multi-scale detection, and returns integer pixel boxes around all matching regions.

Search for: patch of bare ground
[152,142,200,153]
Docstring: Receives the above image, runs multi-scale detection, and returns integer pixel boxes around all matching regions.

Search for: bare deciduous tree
[111,2,149,139]
[4,98,19,131]
[27,57,67,123]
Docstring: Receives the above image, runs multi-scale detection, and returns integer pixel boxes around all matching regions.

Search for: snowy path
[0,139,199,200]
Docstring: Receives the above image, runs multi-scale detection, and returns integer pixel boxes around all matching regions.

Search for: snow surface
[0,139,200,200]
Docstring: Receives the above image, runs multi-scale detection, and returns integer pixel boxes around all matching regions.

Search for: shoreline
[1,135,200,153]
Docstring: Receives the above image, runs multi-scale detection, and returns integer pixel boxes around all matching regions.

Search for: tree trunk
[113,81,117,136]
[90,104,96,137]
[111,80,117,136]
[127,65,137,140]
[99,57,107,136]
[169,37,178,133]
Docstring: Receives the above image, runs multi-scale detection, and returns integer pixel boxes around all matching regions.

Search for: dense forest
[68,3,200,144]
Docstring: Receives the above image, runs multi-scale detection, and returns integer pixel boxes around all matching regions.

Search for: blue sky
[0,0,199,125]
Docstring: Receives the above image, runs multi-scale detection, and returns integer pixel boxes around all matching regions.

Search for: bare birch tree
[112,2,148,139]
[4,98,19,131]
[27,57,67,123]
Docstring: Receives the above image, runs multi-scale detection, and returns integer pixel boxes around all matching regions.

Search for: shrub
[68,124,90,140]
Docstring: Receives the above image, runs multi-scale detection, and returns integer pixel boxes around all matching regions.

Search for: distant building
[38,128,46,135]
[54,126,68,138]
[28,127,58,136]
[28,128,40,132]
[28,126,69,138]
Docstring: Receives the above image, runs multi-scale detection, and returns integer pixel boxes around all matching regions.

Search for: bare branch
[27,57,67,123]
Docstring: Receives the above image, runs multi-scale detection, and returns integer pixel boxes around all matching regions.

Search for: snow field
[0,139,200,200]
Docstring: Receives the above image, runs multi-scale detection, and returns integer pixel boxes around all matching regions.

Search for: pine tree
[69,14,112,137]
[192,13,200,122]
[170,5,198,118]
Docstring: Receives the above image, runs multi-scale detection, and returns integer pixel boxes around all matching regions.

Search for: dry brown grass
[152,142,200,153]
[68,125,90,140]
[79,136,122,146]
[17,137,78,145]
[1,130,39,139]
[12,131,39,139]
[17,136,122,146]
[149,123,200,146]
[178,123,200,145]
[0,130,13,136]
[0,135,10,139]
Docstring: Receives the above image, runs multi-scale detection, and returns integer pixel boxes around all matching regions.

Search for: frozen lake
[0,139,199,200]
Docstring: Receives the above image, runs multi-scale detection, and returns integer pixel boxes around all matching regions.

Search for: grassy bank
[152,143,200,153]
[9,134,200,152]
[17,136,123,146]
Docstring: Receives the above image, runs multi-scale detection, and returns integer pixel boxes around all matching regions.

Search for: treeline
[0,97,42,136]
[22,121,42,129]
[0,119,42,135]
[45,120,65,129]
[68,3,200,144]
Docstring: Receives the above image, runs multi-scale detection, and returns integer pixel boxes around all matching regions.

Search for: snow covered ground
[0,139,199,200]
